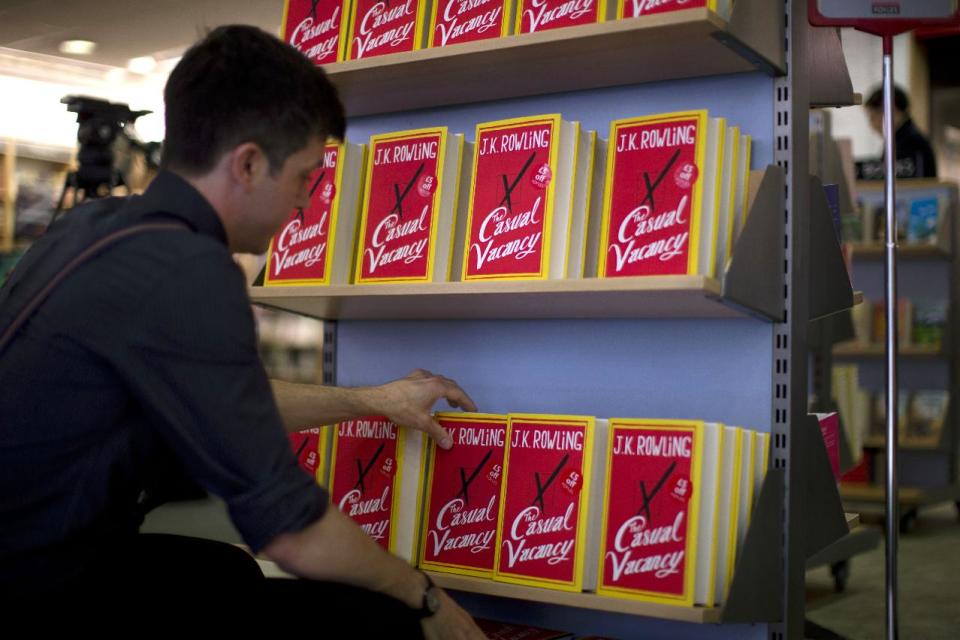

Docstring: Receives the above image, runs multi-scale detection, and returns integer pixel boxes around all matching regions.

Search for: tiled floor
[806,503,960,640]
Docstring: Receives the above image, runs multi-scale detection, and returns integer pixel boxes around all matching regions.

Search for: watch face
[426,588,442,614]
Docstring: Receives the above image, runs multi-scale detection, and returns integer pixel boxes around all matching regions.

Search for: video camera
[61,95,156,197]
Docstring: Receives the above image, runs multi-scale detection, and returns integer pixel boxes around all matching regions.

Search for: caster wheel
[831,560,850,593]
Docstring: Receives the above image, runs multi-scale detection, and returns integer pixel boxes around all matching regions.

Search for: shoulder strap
[0,221,188,353]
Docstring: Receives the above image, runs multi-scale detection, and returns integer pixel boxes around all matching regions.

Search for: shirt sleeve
[107,247,328,553]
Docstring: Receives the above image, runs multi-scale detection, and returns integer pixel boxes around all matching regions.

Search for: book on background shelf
[288,426,332,485]
[907,197,943,245]
[831,364,868,456]
[419,413,508,577]
[429,0,514,48]
[913,301,947,348]
[907,391,949,446]
[814,413,841,481]
[868,391,909,442]
[453,115,595,281]
[598,110,728,279]
[871,299,913,347]
[265,142,365,286]
[474,618,574,640]
[355,127,464,284]
[329,417,426,562]
[850,302,872,345]
[595,419,719,606]
[347,0,430,59]
[515,0,614,35]
[617,0,732,20]
[282,0,350,64]
[841,449,872,484]
[494,414,600,591]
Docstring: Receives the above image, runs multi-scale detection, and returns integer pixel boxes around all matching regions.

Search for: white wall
[0,49,169,153]
[829,29,915,161]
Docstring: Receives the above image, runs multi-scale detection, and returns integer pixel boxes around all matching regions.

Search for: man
[0,25,484,637]
[857,85,937,180]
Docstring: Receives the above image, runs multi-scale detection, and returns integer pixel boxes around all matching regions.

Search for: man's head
[865,85,909,137]
[162,25,345,253]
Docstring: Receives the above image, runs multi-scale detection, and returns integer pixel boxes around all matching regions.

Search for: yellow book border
[740,135,752,228]
[493,414,595,591]
[595,418,704,607]
[598,111,708,278]
[461,115,562,282]
[743,429,757,527]
[418,413,509,576]
[705,423,724,608]
[354,127,449,284]
[724,127,740,268]
[265,141,347,287]
[578,131,598,278]
[723,427,743,595]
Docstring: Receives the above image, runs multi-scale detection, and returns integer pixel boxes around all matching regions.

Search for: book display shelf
[836,180,960,531]
[251,1,858,637]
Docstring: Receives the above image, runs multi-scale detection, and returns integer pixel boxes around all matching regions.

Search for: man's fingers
[425,417,453,450]
[439,379,478,413]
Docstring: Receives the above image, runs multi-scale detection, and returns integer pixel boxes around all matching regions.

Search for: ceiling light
[59,40,97,56]
[127,56,157,74]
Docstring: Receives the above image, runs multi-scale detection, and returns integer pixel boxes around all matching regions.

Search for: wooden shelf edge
[248,275,783,321]
[840,483,960,505]
[862,437,943,451]
[429,572,722,623]
[847,244,950,260]
[832,343,945,358]
[855,179,959,193]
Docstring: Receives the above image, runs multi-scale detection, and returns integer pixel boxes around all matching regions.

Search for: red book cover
[597,420,703,605]
[516,0,602,34]
[618,0,708,19]
[348,0,428,59]
[355,129,449,283]
[463,115,560,280]
[815,413,841,481]
[430,0,512,47]
[599,112,709,278]
[420,414,507,576]
[495,415,593,590]
[265,143,341,285]
[475,618,573,639]
[329,417,401,549]
[289,428,323,477]
[282,0,349,64]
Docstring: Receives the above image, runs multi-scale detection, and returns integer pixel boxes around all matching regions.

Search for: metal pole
[882,35,899,640]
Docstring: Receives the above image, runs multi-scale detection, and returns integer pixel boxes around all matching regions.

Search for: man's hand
[421,588,486,640]
[362,370,477,450]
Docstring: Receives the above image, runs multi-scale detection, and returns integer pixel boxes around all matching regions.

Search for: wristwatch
[415,569,442,619]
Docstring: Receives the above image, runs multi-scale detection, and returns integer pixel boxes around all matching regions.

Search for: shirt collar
[135,170,228,245]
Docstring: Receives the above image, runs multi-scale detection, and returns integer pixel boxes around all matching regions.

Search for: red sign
[601,424,698,599]
[465,119,555,279]
[603,116,702,277]
[431,0,508,47]
[497,418,587,585]
[329,417,399,549]
[357,131,444,282]
[517,0,599,33]
[350,0,423,59]
[283,0,346,65]
[421,416,507,573]
[266,144,340,284]
[621,0,707,19]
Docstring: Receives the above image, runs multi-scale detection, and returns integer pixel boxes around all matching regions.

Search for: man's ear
[228,142,268,190]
